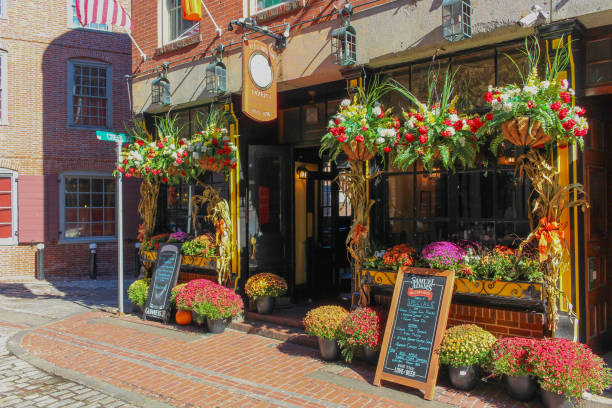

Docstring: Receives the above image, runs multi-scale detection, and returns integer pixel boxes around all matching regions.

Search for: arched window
[0,168,18,245]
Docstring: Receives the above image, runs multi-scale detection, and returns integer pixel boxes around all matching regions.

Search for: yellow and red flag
[182,0,202,21]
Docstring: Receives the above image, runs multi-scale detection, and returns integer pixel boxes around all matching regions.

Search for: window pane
[65,223,82,238]
[0,208,10,223]
[497,45,529,86]
[0,192,10,207]
[454,51,495,111]
[66,178,78,192]
[78,194,90,207]
[415,221,449,247]
[411,60,449,104]
[65,208,78,222]
[92,179,104,192]
[65,193,78,207]
[78,209,90,222]
[388,219,414,244]
[78,178,90,192]
[103,222,115,236]
[91,193,103,207]
[104,193,115,207]
[92,208,103,222]
[457,172,493,219]
[388,174,414,218]
[104,208,115,222]
[91,223,104,236]
[0,224,12,238]
[104,179,115,192]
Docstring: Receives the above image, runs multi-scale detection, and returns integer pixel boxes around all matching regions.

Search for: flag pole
[127,32,147,60]
[200,0,222,37]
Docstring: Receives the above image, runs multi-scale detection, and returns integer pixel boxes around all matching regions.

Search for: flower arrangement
[181,234,216,257]
[438,324,496,368]
[127,278,150,307]
[168,231,189,243]
[336,307,385,363]
[190,125,237,179]
[363,244,415,270]
[169,283,187,307]
[244,273,288,300]
[141,233,170,251]
[320,77,397,162]
[391,69,483,172]
[303,305,349,340]
[174,278,243,323]
[481,37,588,153]
[527,338,611,399]
[422,241,466,269]
[490,337,537,377]
[461,247,542,282]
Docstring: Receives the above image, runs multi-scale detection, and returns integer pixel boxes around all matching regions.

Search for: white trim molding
[0,0,7,20]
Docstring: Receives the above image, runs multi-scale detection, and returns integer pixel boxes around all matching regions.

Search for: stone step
[245,311,305,330]
[229,318,317,349]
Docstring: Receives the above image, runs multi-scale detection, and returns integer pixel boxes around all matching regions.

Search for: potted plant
[527,338,611,408]
[438,324,496,390]
[244,273,288,315]
[187,281,243,333]
[480,37,588,152]
[190,109,238,179]
[127,278,150,314]
[170,283,191,325]
[422,241,466,271]
[174,279,217,326]
[181,234,216,257]
[490,337,538,401]
[303,305,349,361]
[336,307,385,364]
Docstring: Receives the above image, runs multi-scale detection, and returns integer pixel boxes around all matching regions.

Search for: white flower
[337,115,346,122]
[230,145,237,151]
[569,88,575,95]
[541,81,550,89]
[573,106,583,114]
[328,120,335,127]
[561,79,569,89]
[449,114,459,122]
[447,127,456,136]
[523,85,538,95]
[376,137,385,145]
[406,119,415,129]
[500,93,510,102]
[503,102,514,112]
[340,99,351,107]
[488,85,493,92]
[221,128,228,134]
[223,135,230,141]
[171,152,178,159]
[192,151,200,160]
[372,106,382,116]
[458,136,466,147]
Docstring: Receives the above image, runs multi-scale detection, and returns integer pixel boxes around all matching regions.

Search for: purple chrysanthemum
[422,241,466,268]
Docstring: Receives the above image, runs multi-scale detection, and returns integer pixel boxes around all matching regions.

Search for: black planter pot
[192,311,205,326]
[541,390,574,408]
[206,317,227,334]
[363,347,380,365]
[131,303,143,315]
[255,296,275,315]
[503,374,538,401]
[318,338,340,361]
[448,365,479,391]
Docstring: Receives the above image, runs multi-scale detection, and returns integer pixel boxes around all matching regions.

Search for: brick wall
[0,0,135,279]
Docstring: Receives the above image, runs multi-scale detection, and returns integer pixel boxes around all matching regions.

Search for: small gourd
[175,310,192,325]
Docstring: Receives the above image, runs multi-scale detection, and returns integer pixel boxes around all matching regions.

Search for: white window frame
[59,172,118,243]
[67,0,109,31]
[67,59,112,130]
[0,50,7,126]
[0,0,7,20]
[158,0,199,46]
[249,0,290,15]
[0,169,18,246]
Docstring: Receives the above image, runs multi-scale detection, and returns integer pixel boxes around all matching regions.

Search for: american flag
[75,0,133,32]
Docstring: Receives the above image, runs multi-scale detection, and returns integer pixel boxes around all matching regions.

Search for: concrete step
[229,318,317,349]
[245,311,305,330]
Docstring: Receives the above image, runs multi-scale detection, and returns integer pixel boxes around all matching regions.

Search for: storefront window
[454,51,495,111]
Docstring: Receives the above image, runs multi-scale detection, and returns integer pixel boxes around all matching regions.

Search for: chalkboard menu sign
[143,243,182,323]
[373,267,455,400]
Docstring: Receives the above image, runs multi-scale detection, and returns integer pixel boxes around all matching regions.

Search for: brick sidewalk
[10,311,535,408]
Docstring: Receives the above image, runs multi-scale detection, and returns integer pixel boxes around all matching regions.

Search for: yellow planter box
[360,269,543,301]
[141,250,217,270]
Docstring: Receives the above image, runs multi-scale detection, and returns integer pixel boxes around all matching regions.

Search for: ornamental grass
[336,307,386,363]
[127,278,150,307]
[438,324,496,368]
[303,306,348,340]
[526,338,611,399]
[244,273,288,299]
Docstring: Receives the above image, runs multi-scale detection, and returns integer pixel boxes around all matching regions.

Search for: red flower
[117,166,124,173]
[136,140,144,146]
[128,167,135,173]
[337,134,347,143]
[560,92,571,103]
[208,157,215,163]
[123,159,128,164]
[361,126,368,132]
[562,119,577,130]
[443,119,452,126]
[558,144,567,149]
[230,163,237,169]
[485,112,494,121]
[576,107,586,116]
[384,146,391,153]
[334,118,341,125]
[453,121,463,131]
[484,92,493,103]
[183,151,188,157]
[178,140,185,146]
[440,130,451,138]
[417,126,428,135]
[415,113,425,122]
[419,134,428,144]
[162,177,168,183]
[404,133,414,142]
[355,134,365,143]
[527,101,534,109]
[181,170,186,176]
[176,158,183,164]
[550,101,562,111]
[157,142,164,148]
[212,139,219,145]
[558,108,568,120]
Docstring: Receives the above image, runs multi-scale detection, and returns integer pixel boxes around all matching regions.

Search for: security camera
[518,5,550,27]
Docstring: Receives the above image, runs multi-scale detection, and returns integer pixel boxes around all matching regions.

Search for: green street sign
[96,131,130,143]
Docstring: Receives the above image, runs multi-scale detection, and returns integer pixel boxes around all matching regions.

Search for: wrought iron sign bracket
[227,18,287,49]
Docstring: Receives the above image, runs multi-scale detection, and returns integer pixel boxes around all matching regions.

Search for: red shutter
[0,177,11,239]
[18,175,45,243]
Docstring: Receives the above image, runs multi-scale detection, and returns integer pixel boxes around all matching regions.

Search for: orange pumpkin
[175,310,192,325]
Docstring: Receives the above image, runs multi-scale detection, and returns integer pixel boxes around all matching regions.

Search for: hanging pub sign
[242,39,277,122]
[373,267,455,400]
[143,243,182,323]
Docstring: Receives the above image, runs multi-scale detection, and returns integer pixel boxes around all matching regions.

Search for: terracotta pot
[167,166,179,176]
[255,296,275,315]
[206,317,227,333]
[198,158,221,173]
[317,338,340,361]
[363,346,380,365]
[501,117,552,148]
[503,374,538,401]
[541,389,574,408]
[341,142,376,162]
[448,365,479,391]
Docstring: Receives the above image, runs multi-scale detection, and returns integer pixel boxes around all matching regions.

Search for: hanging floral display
[391,69,484,172]
[190,116,238,180]
[320,77,398,162]
[480,37,588,153]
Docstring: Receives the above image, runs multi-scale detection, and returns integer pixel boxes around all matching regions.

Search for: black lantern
[297,166,309,180]
[442,0,472,42]
[331,3,356,66]
[206,45,227,94]
[151,62,170,105]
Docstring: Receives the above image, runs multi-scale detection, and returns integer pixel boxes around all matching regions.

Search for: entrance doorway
[295,148,352,300]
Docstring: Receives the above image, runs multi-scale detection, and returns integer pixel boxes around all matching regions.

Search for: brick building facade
[0,0,139,279]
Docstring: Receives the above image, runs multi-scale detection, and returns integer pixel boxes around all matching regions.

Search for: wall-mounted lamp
[206,44,227,94]
[331,3,357,66]
[297,166,309,180]
[442,0,472,42]
[151,62,170,105]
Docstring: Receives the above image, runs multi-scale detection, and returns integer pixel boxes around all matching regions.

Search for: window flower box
[141,250,217,271]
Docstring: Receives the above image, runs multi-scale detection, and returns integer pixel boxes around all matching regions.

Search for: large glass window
[68,60,111,128]
[0,169,18,245]
[163,0,200,44]
[62,175,116,239]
